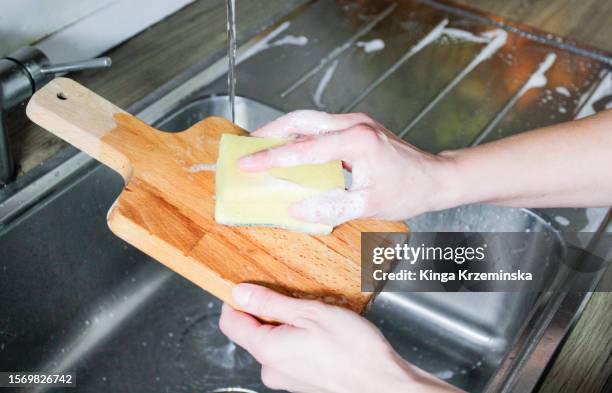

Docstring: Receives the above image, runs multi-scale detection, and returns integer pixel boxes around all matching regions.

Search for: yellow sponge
[215,134,345,234]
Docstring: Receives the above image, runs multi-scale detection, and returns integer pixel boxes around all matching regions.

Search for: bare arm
[440,108,612,210]
[239,109,612,224]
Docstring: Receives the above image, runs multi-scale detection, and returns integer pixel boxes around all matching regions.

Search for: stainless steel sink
[0,95,606,393]
[2,0,611,391]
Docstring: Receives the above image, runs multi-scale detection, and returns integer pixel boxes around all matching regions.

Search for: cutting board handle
[27,78,133,181]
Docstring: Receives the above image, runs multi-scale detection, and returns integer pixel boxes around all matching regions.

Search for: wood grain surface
[26,77,407,314]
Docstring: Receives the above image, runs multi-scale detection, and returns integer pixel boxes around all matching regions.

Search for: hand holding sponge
[215,134,345,234]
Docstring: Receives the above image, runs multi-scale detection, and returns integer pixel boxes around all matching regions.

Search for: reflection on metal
[2,1,612,392]
[398,28,508,138]
[470,53,557,146]
[576,70,612,119]
[341,18,450,113]
[419,0,612,66]
[279,2,397,97]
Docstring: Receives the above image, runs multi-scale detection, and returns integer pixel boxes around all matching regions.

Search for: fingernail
[232,284,252,307]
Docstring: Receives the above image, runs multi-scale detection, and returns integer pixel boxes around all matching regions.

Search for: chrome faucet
[0,46,111,184]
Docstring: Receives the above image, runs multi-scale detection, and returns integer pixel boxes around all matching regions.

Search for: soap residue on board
[313,59,339,108]
[187,163,217,173]
[356,38,385,53]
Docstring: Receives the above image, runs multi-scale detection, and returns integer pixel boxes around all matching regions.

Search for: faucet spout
[0,46,111,185]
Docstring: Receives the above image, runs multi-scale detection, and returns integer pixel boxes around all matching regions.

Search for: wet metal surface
[0,96,606,393]
[1,0,612,392]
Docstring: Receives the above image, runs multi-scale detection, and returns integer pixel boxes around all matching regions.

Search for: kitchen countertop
[6,1,611,392]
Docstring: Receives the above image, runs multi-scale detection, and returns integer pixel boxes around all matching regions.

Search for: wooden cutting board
[27,78,408,313]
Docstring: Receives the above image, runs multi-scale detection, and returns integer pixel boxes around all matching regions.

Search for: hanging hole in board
[57,92,67,100]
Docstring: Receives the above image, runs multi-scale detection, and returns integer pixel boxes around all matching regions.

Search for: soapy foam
[342,18,449,112]
[292,188,367,226]
[281,3,397,97]
[408,18,449,55]
[399,29,508,137]
[356,38,385,53]
[470,29,508,67]
[187,163,217,173]
[517,53,557,95]
[442,28,488,43]
[434,370,454,380]
[235,22,310,65]
[555,86,571,97]
[313,59,339,108]
[270,34,308,47]
[281,110,339,135]
[256,110,346,137]
[470,52,557,146]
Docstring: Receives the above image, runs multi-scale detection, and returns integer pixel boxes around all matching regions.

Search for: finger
[251,110,373,138]
[218,303,261,350]
[289,188,368,226]
[232,283,326,326]
[239,130,360,171]
[219,303,279,359]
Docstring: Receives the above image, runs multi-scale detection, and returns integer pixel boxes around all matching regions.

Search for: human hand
[219,283,463,393]
[238,110,456,226]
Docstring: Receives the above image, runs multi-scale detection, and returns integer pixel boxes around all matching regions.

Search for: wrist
[386,354,464,393]
[427,149,467,212]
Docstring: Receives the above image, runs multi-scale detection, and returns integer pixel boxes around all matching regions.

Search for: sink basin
[1,95,603,393]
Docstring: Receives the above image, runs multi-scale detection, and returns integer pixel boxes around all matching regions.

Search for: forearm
[437,109,612,210]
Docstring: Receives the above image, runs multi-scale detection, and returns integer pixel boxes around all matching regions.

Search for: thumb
[289,189,368,226]
[232,283,327,326]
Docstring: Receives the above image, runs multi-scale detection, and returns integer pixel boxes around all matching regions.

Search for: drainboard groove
[341,18,450,113]
[280,2,397,98]
[398,28,508,138]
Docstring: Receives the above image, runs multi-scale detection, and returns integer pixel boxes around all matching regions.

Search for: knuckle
[348,124,378,144]
[352,112,374,124]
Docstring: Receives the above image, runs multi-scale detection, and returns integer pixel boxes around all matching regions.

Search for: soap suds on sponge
[187,163,217,173]
[215,134,345,234]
